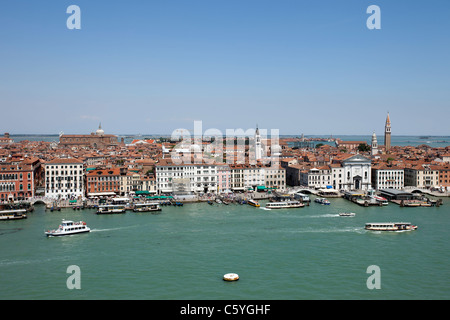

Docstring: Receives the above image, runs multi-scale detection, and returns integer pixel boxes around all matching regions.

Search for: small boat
[339,212,355,217]
[372,195,388,205]
[315,198,330,205]
[207,200,213,205]
[365,222,418,232]
[0,209,27,220]
[45,220,90,237]
[248,199,260,207]
[265,201,304,209]
[215,198,222,204]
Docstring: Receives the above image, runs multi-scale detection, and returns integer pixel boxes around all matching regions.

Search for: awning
[135,190,150,195]
[88,192,116,197]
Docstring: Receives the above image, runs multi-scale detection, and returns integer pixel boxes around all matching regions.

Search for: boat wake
[294,214,340,219]
[289,227,366,234]
[90,227,127,232]
[259,207,272,211]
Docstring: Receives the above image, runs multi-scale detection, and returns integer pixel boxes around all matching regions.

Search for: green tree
[357,143,371,152]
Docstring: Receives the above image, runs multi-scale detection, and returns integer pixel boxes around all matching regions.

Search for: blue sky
[0,0,449,135]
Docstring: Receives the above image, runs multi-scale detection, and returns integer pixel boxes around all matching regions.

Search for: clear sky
[1,0,449,136]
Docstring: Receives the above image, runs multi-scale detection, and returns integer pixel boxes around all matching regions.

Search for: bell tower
[384,113,391,153]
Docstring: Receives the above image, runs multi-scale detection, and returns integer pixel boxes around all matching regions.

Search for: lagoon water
[1,197,449,300]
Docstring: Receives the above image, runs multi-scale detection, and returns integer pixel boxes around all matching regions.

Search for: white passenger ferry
[0,209,27,220]
[97,204,126,214]
[365,222,418,232]
[133,202,161,212]
[45,220,90,237]
[266,200,305,209]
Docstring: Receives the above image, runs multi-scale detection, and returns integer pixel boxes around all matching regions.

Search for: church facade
[341,154,372,191]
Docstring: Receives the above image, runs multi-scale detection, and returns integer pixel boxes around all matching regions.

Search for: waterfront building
[120,171,134,196]
[141,175,158,194]
[371,164,404,190]
[59,124,123,149]
[120,171,142,196]
[243,165,265,190]
[44,158,84,199]
[217,164,231,193]
[0,158,37,201]
[285,164,303,186]
[300,166,332,189]
[438,165,450,188]
[341,154,372,191]
[384,113,391,153]
[404,164,440,188]
[265,166,286,191]
[230,164,245,191]
[86,167,122,197]
[155,159,217,195]
[330,164,345,190]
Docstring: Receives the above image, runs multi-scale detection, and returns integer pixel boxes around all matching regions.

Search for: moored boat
[365,222,417,232]
[372,195,388,205]
[45,220,90,237]
[0,209,27,220]
[97,204,126,214]
[133,202,161,212]
[265,201,304,209]
[315,197,330,205]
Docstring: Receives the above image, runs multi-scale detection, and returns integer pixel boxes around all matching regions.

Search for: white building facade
[156,159,217,194]
[372,167,404,190]
[45,158,84,199]
[341,154,372,191]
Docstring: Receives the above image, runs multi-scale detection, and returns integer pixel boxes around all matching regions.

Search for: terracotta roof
[46,158,83,164]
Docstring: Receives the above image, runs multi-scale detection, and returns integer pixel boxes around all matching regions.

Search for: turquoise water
[0,197,449,300]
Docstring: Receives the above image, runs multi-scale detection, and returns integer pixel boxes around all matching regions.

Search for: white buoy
[223,273,239,281]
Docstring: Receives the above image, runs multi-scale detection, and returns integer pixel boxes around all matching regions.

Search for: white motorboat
[339,212,355,217]
[45,220,90,237]
[315,197,330,205]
